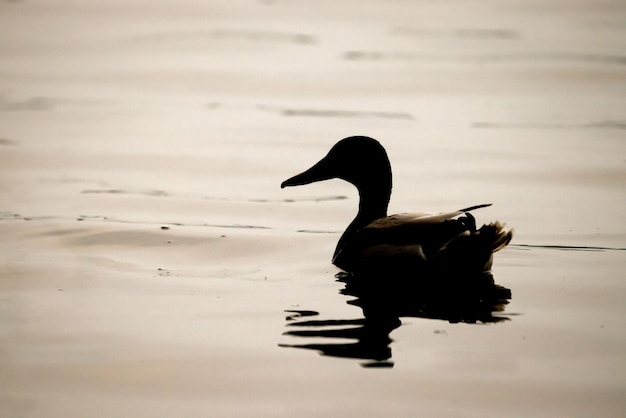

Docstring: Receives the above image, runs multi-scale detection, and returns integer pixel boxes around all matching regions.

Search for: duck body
[281,136,512,280]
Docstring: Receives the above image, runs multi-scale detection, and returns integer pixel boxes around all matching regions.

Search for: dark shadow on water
[280,272,511,368]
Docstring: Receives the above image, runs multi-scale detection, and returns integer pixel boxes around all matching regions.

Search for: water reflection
[280,272,511,368]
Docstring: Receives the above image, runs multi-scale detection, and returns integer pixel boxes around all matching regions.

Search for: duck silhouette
[281,136,513,284]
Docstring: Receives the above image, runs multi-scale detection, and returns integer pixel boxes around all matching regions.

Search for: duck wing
[360,204,492,247]
[332,204,506,272]
[364,203,491,230]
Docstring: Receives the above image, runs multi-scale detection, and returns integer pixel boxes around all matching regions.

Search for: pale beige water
[1,1,625,417]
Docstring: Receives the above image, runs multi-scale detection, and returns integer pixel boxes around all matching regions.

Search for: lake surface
[1,1,625,417]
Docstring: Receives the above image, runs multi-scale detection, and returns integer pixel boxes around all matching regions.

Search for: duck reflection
[280,272,511,368]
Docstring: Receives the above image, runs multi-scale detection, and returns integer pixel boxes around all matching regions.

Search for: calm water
[1,1,625,417]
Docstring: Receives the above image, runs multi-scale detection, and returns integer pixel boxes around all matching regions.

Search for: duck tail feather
[459,203,492,213]
[479,221,513,252]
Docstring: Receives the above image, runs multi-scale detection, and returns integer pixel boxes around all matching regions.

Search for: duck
[281,136,513,281]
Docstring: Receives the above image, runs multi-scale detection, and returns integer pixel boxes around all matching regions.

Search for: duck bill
[281,158,333,188]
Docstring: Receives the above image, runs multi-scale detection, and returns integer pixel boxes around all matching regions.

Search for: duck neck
[333,183,391,258]
[356,186,390,226]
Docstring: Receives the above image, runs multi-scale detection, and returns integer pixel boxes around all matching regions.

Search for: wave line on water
[1,212,272,230]
[511,243,626,252]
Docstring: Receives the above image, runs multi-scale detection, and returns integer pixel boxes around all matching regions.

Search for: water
[1,1,625,416]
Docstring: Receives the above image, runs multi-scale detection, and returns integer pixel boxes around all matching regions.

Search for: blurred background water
[1,1,625,417]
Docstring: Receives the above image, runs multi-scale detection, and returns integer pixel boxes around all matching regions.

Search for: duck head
[280,136,391,262]
[281,136,392,208]
[281,136,393,248]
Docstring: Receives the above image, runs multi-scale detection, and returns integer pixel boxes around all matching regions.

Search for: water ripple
[511,244,626,252]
